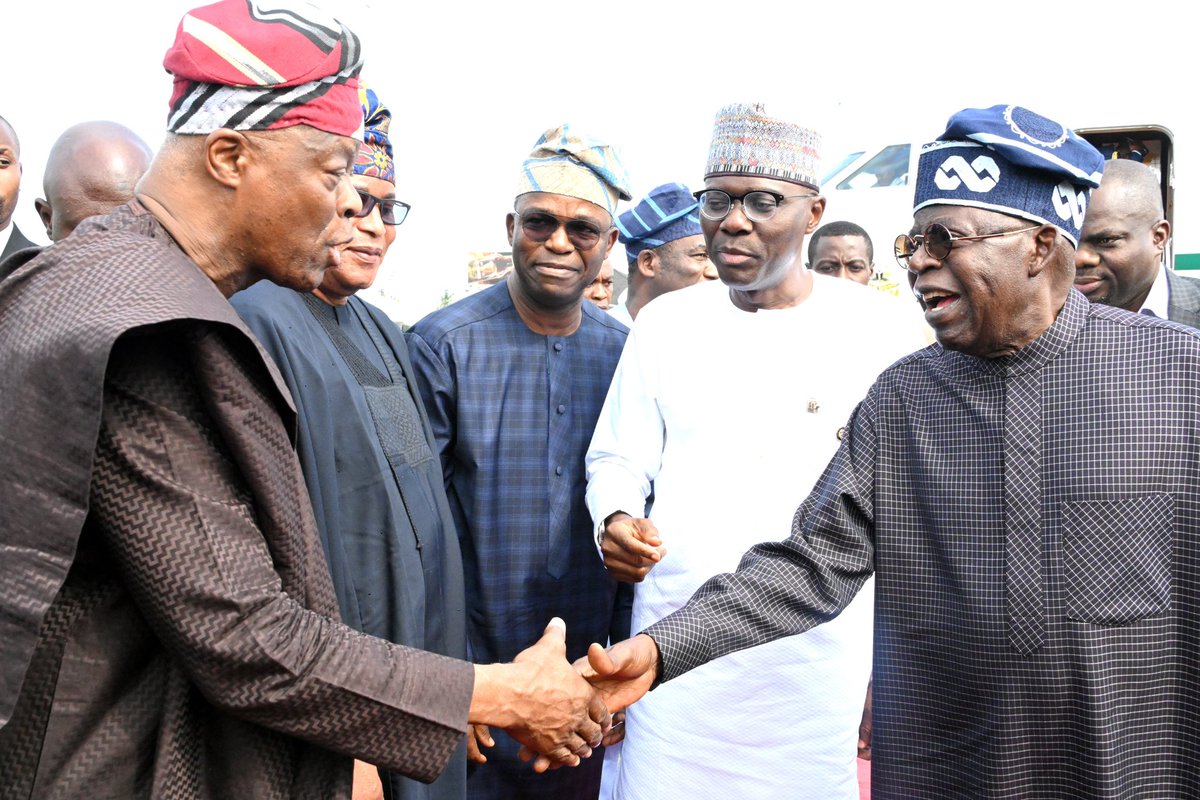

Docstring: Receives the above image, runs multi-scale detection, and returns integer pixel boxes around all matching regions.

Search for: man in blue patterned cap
[608,182,716,325]
[584,104,1200,798]
[584,102,926,800]
[408,125,632,800]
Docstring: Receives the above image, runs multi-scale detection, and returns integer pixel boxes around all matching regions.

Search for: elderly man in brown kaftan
[582,105,1200,799]
[0,3,608,799]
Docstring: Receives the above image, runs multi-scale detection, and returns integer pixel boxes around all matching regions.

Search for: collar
[1137,263,1171,318]
[955,289,1088,378]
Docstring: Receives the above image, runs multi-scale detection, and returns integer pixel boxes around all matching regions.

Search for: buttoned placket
[547,337,571,578]
[1003,367,1046,655]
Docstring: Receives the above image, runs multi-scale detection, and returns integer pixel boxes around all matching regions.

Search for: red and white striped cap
[163,0,363,138]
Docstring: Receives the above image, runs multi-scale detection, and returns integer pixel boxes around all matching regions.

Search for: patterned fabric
[0,204,473,798]
[231,283,468,800]
[164,0,363,136]
[515,124,632,217]
[914,105,1104,246]
[704,101,821,188]
[616,182,702,265]
[407,281,628,799]
[1167,268,1200,328]
[354,83,394,183]
[648,290,1200,798]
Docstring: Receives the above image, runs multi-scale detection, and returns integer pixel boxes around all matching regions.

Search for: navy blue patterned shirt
[650,290,1200,798]
[407,281,628,666]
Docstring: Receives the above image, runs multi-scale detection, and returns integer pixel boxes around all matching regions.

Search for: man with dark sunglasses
[408,125,632,800]
[586,104,1200,799]
[585,102,926,800]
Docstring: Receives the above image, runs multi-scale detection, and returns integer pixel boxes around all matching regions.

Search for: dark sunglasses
[355,189,410,226]
[894,222,1040,268]
[516,211,607,250]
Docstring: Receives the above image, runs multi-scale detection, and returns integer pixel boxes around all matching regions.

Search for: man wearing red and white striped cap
[0,3,610,798]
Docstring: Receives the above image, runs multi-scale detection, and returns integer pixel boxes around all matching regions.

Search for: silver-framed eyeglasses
[894,222,1041,270]
[692,189,819,222]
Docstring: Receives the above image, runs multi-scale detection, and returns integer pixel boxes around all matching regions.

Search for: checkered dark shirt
[407,281,628,665]
[649,290,1200,798]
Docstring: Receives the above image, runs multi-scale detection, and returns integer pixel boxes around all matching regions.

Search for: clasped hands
[468,618,660,773]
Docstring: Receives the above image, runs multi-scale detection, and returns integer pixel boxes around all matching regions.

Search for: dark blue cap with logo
[913,105,1105,246]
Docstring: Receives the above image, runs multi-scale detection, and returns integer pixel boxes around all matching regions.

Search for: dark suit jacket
[0,224,39,281]
[1167,268,1200,329]
[1,223,35,260]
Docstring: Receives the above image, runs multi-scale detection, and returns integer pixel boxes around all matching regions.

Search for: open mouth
[920,290,960,312]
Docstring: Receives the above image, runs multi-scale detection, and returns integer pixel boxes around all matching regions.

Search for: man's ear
[603,226,618,257]
[34,198,52,238]
[1151,219,1171,255]
[636,248,658,279]
[804,196,827,234]
[205,129,251,188]
[1028,225,1059,277]
[505,212,516,246]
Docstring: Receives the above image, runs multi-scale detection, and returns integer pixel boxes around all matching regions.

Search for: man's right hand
[602,513,666,582]
[575,634,660,714]
[469,618,608,772]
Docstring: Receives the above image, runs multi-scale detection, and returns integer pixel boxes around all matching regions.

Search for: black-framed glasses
[515,211,608,250]
[894,222,1041,269]
[355,189,410,226]
[692,189,819,222]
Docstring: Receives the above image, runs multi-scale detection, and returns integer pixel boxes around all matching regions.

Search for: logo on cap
[935,155,1000,193]
[1052,181,1087,228]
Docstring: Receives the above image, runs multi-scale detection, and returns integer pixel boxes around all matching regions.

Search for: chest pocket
[1062,493,1173,625]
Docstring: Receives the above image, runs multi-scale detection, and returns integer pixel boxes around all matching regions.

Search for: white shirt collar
[1138,263,1171,318]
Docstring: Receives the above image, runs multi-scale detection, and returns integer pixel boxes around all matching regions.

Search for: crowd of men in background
[3,2,1200,800]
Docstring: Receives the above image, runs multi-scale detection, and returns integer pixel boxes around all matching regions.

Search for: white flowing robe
[587,277,929,799]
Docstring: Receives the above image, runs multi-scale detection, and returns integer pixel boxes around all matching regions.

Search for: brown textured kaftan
[0,203,473,799]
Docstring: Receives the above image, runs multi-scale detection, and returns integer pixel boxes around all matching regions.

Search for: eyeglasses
[515,211,608,250]
[894,222,1041,269]
[355,189,411,226]
[692,189,819,222]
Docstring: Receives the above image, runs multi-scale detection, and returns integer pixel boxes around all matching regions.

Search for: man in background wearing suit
[1075,158,1200,326]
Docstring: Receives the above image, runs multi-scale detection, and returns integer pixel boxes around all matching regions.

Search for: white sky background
[2,0,1190,324]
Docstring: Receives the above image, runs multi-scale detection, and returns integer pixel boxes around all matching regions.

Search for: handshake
[467,619,662,772]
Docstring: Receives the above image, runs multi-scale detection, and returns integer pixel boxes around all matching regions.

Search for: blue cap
[913,105,1105,246]
[616,183,704,265]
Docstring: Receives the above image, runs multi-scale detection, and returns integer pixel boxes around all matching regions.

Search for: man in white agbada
[585,102,929,799]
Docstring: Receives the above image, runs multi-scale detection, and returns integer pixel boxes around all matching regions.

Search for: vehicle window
[821,151,865,185]
[835,144,911,190]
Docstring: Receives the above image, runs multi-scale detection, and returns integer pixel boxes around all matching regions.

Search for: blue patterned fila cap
[913,105,1105,246]
[616,183,703,265]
